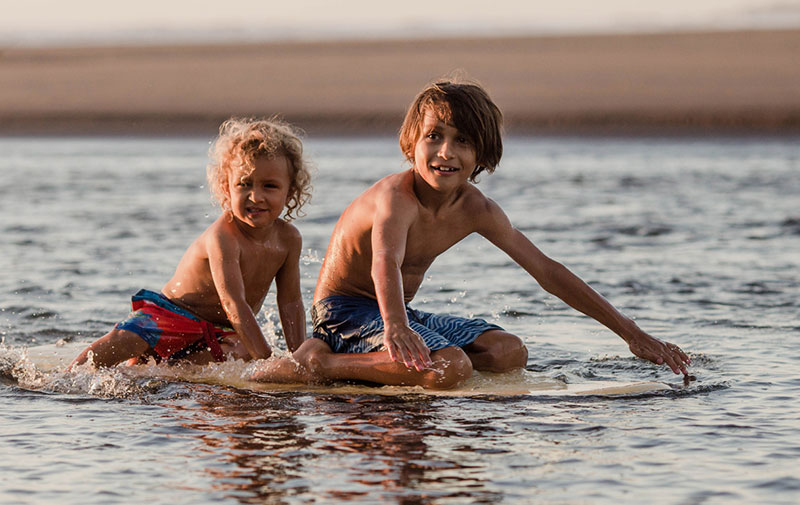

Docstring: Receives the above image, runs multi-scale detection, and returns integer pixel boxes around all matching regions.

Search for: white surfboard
[16,341,672,397]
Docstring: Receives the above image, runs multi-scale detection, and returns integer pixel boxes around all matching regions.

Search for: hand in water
[627,331,691,375]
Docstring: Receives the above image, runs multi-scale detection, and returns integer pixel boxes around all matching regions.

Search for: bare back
[162,215,295,325]
[314,169,492,303]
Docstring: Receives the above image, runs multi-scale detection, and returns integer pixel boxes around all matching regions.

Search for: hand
[384,323,433,372]
[219,337,264,361]
[626,330,691,375]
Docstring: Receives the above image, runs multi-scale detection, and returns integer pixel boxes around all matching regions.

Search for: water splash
[0,341,153,398]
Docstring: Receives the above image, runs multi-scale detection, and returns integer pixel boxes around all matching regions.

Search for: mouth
[246,207,269,216]
[431,164,460,174]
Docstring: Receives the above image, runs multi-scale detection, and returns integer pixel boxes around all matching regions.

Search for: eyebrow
[425,117,457,130]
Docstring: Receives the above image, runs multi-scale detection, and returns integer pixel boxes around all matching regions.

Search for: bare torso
[314,169,488,303]
[162,215,291,325]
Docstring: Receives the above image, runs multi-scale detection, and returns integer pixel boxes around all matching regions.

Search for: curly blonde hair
[207,117,312,221]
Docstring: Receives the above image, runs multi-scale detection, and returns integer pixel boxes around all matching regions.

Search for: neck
[410,169,463,213]
[230,212,278,243]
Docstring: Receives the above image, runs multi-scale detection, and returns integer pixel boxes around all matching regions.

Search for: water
[1,134,799,504]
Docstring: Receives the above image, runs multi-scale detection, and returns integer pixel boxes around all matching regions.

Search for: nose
[249,186,266,203]
[438,140,453,160]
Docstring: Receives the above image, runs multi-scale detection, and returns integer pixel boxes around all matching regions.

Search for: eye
[456,135,470,145]
[425,131,440,140]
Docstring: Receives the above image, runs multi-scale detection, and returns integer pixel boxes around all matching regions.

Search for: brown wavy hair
[207,117,312,221]
[399,78,503,182]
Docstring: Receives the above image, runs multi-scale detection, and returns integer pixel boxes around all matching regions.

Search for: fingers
[386,331,432,372]
[677,347,691,364]
[661,342,690,375]
[401,337,432,372]
[408,335,433,371]
[631,336,691,376]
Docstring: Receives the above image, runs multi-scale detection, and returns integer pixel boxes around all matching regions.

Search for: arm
[370,191,433,371]
[207,229,272,360]
[478,199,690,375]
[275,226,306,353]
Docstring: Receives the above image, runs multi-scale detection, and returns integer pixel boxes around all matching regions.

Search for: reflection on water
[150,380,727,504]
[171,388,316,502]
[165,387,502,504]
[1,135,799,505]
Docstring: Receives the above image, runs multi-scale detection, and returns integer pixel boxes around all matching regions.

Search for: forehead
[234,154,291,179]
[420,108,456,130]
[230,155,291,184]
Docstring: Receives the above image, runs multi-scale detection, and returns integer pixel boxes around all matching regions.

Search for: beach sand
[1,29,799,136]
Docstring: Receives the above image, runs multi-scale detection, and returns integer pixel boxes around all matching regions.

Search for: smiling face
[412,109,478,193]
[227,154,292,230]
[399,81,504,182]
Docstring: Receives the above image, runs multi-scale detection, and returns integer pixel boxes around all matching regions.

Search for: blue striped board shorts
[311,295,504,354]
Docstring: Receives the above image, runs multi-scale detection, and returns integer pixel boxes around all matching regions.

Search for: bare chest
[238,243,286,292]
[402,212,473,270]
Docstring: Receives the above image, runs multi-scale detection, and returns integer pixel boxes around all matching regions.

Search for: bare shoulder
[459,185,511,232]
[373,170,416,199]
[460,183,502,213]
[355,170,419,215]
[459,183,491,208]
[163,215,241,300]
[202,214,243,252]
[275,219,303,251]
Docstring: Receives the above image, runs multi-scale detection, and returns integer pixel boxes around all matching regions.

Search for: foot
[249,356,313,384]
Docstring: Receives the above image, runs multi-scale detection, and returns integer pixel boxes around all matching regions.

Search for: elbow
[221,297,248,324]
[538,260,571,295]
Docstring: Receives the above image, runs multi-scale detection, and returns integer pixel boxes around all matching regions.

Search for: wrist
[383,317,409,328]
[618,317,643,344]
[383,320,411,339]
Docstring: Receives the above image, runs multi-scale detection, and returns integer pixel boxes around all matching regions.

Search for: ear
[220,182,232,212]
[284,184,295,207]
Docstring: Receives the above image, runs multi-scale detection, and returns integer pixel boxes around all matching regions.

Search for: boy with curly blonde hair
[72,117,313,381]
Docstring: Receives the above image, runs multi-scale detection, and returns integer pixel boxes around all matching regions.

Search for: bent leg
[463,330,528,373]
[292,338,473,390]
[70,328,150,369]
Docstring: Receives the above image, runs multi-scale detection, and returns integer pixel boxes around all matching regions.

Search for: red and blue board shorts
[115,289,236,361]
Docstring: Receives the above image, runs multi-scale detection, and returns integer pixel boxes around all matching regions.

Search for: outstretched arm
[208,230,272,360]
[478,199,690,375]
[275,227,306,353]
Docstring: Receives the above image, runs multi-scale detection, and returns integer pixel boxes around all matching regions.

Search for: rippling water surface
[1,135,799,504]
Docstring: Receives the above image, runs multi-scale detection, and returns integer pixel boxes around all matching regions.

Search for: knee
[292,338,332,375]
[423,347,473,390]
[487,334,528,372]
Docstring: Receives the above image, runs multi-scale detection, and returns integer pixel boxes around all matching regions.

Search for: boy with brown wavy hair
[291,79,690,389]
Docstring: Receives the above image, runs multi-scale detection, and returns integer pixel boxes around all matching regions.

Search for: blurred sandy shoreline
[1,29,799,137]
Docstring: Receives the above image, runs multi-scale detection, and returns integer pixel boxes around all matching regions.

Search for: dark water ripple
[2,136,800,505]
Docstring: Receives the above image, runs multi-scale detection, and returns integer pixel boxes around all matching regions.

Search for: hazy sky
[3,0,799,45]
